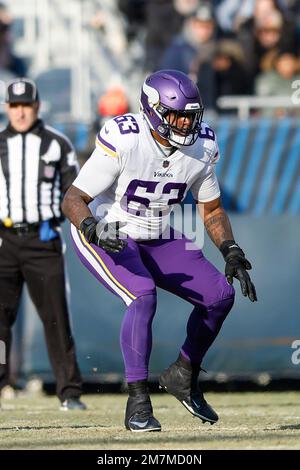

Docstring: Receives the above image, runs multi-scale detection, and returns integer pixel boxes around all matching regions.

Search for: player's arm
[199,196,233,248]
[192,130,257,302]
[197,197,257,302]
[62,145,126,253]
[61,185,93,229]
[62,184,126,254]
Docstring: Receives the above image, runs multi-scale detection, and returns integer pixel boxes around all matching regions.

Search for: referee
[0,78,86,410]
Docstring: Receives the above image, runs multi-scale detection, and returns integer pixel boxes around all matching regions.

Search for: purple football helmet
[140,70,204,146]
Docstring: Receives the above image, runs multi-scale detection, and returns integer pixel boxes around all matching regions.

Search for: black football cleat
[60,397,87,411]
[159,356,218,424]
[125,393,161,432]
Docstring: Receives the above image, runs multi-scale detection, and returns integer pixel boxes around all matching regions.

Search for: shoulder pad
[198,121,217,143]
[96,114,141,156]
[184,122,219,163]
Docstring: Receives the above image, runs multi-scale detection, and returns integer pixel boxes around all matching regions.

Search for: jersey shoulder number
[96,113,141,157]
[197,121,219,164]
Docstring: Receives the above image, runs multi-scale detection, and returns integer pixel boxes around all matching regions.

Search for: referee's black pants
[0,228,82,401]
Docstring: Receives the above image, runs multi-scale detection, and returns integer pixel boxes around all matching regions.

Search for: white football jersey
[73,113,220,240]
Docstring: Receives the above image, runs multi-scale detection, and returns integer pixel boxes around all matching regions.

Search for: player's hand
[80,217,127,253]
[220,241,257,302]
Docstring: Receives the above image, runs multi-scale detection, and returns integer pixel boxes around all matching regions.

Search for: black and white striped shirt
[0,119,79,224]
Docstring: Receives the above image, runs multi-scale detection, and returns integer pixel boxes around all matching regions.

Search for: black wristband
[219,240,241,259]
[79,216,97,236]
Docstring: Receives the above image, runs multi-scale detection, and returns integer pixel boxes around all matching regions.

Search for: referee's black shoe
[125,381,161,432]
[60,397,87,411]
[159,354,218,424]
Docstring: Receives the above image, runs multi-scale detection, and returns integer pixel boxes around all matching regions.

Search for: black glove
[220,240,257,302]
[80,217,127,253]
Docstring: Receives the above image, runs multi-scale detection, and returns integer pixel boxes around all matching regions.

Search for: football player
[62,70,257,432]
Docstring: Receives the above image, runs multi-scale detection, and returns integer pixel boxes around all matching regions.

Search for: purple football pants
[71,226,235,382]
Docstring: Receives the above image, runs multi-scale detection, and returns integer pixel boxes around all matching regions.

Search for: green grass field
[1,391,300,450]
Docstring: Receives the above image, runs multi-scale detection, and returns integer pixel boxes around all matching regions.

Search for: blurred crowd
[118,0,300,116]
[0,1,26,79]
[1,0,300,118]
[142,0,300,113]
